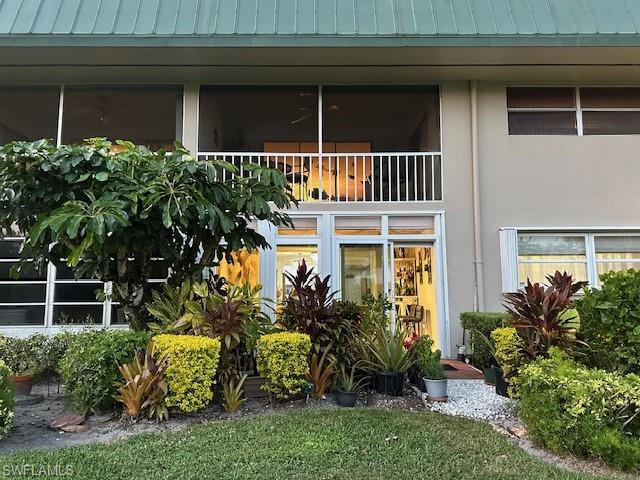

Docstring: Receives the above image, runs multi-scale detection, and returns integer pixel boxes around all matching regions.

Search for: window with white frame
[0,238,47,326]
[507,87,640,136]
[513,232,640,289]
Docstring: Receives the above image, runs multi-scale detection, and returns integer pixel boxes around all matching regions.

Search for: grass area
[0,409,614,480]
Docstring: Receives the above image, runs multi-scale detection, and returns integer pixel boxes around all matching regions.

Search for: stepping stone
[49,414,86,431]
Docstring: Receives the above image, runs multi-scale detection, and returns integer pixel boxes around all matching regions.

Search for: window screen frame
[507,86,640,137]
[513,230,640,289]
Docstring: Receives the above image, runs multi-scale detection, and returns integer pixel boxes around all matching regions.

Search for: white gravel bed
[422,379,518,422]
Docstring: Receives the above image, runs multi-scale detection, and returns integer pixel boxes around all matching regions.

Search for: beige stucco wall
[475,82,640,312]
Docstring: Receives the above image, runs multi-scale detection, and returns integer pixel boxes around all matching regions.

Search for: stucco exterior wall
[476,82,640,311]
[438,83,477,354]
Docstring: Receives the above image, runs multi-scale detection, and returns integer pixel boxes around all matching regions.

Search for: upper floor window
[0,87,60,145]
[507,87,640,136]
[62,86,183,150]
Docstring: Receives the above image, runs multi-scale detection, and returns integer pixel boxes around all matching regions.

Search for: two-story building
[1,0,639,357]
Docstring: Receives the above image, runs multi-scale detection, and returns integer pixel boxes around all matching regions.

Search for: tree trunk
[116,281,147,330]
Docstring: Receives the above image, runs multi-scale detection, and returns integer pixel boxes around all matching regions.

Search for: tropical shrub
[460,312,510,370]
[0,139,294,329]
[39,331,77,378]
[491,327,526,396]
[152,334,221,413]
[59,330,151,412]
[505,271,587,359]
[307,347,336,399]
[113,340,170,421]
[361,293,392,335]
[0,359,14,439]
[0,335,45,376]
[152,279,272,381]
[336,364,367,393]
[280,261,361,367]
[519,348,640,471]
[256,332,311,400]
[576,269,640,374]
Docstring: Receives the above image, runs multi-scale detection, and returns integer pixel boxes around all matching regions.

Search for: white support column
[182,84,199,155]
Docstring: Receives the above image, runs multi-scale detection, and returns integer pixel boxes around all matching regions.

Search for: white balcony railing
[198,152,442,202]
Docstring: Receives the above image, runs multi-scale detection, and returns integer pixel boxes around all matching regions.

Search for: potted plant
[414,336,447,400]
[0,336,41,395]
[422,359,447,400]
[334,365,367,407]
[362,326,412,396]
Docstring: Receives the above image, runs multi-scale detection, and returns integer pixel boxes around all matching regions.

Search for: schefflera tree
[0,139,295,330]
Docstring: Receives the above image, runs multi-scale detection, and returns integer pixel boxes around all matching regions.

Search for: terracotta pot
[10,374,34,395]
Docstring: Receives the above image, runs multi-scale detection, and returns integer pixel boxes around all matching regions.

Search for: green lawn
[0,409,614,479]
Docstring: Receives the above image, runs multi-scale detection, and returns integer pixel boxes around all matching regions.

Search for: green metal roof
[1,0,640,47]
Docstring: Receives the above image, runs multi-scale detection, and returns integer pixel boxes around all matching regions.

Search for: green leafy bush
[256,332,311,400]
[576,269,640,374]
[59,330,151,412]
[0,359,14,439]
[0,335,44,376]
[491,327,526,396]
[413,335,444,380]
[152,334,221,413]
[460,312,510,370]
[519,348,640,471]
[279,261,361,367]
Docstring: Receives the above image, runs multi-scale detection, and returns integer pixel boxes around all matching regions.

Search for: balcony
[198,151,442,202]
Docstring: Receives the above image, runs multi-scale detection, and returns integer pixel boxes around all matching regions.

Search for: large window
[516,232,640,288]
[507,87,640,136]
[198,87,318,152]
[62,86,183,149]
[0,87,60,145]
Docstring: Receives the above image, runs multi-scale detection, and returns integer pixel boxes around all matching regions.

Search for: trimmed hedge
[59,330,151,412]
[519,349,640,472]
[460,312,510,370]
[0,359,14,439]
[257,332,311,400]
[153,334,221,413]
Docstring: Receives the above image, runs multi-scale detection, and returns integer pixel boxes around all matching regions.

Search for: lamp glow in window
[218,250,260,287]
[276,245,318,302]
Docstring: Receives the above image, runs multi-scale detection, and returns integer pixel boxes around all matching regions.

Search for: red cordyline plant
[503,271,588,359]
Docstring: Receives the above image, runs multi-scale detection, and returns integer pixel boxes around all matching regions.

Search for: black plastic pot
[408,366,427,392]
[483,366,497,386]
[334,389,357,407]
[375,372,404,396]
[493,366,509,397]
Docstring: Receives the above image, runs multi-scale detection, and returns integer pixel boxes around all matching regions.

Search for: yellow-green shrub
[491,327,527,397]
[152,334,221,413]
[257,332,311,400]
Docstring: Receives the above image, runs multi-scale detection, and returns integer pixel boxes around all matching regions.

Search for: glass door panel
[339,244,383,303]
[276,245,318,303]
